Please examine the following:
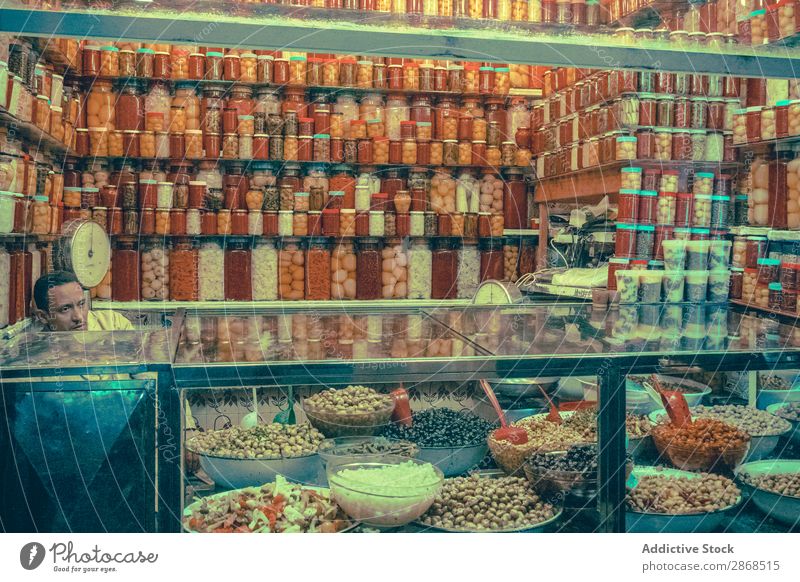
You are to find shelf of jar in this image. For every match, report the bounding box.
[106,234,494,244]
[3,3,799,77]
[728,226,800,241]
[733,134,800,151]
[77,74,542,99]
[730,299,800,321]
[0,106,77,157]
[87,156,533,172]
[608,0,690,29]
[533,159,739,202]
[30,36,79,74]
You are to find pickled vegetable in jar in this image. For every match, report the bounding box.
[306,238,331,300]
[331,241,357,299]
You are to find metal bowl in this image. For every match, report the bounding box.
[757,387,800,410]
[735,459,800,527]
[767,403,800,445]
[317,436,419,472]
[417,507,563,533]
[649,410,791,462]
[416,442,489,477]
[488,377,559,399]
[196,451,324,489]
[626,466,742,533]
[523,449,633,501]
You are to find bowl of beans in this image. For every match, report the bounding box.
[651,405,792,462]
[626,467,742,533]
[651,418,750,473]
[768,402,800,445]
[524,443,633,501]
[186,423,325,488]
[379,408,494,477]
[756,375,800,409]
[735,460,800,526]
[302,385,395,438]
[418,473,562,532]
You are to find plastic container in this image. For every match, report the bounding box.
[757,258,781,284]
[618,189,639,223]
[662,239,688,271]
[638,190,658,225]
[662,271,685,303]
[685,240,711,270]
[639,271,664,303]
[708,240,732,271]
[616,270,639,304]
[615,223,637,258]
[708,271,731,303]
[684,271,710,302]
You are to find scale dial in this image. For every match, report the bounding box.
[472,281,524,305]
[54,219,111,288]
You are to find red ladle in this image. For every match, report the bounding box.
[479,380,529,444]
[650,374,692,427]
[390,385,413,427]
[535,383,563,425]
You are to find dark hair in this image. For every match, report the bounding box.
[33,271,81,312]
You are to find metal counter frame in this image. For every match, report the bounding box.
[4,303,800,533]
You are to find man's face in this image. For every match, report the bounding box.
[41,282,89,331]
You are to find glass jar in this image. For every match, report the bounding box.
[331,241,357,300]
[431,239,458,299]
[224,241,252,301]
[304,238,331,301]
[198,241,224,300]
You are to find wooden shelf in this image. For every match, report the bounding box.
[0,107,76,157]
[533,159,738,203]
[731,299,800,321]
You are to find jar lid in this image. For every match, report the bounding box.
[750,8,767,16]
[619,189,641,195]
[84,45,100,50]
[313,134,330,139]
[157,181,172,186]
[659,191,677,197]
[479,66,494,71]
[745,106,764,112]
[609,257,631,264]
[648,260,665,268]
[747,235,768,240]
[329,191,344,196]
[401,120,418,126]
[731,267,744,272]
[662,170,680,176]
[637,224,655,232]
[238,115,255,120]
[690,228,710,234]
[257,54,274,60]
[695,172,715,178]
[295,191,309,197]
[616,223,637,230]
[640,190,658,197]
[769,282,783,291]
[83,187,100,192]
[495,67,510,72]
[758,258,781,266]
[616,136,637,142]
[710,195,730,201]
[289,55,307,61]
[33,195,48,202]
[189,181,207,186]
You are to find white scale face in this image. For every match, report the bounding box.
[59,220,111,289]
[472,281,523,305]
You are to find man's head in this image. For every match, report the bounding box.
[33,271,89,331]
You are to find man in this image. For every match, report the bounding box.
[32,271,133,332]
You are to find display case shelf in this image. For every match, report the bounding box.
[609,0,689,28]
[71,75,542,99]
[84,156,533,172]
[2,3,800,77]
[730,299,800,321]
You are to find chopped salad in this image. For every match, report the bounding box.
[184,476,352,533]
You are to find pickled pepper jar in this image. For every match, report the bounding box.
[503,168,528,229]
[356,238,382,300]
[111,239,141,302]
[431,238,458,299]
[169,239,199,301]
[224,240,253,301]
[305,238,331,301]
[480,238,504,282]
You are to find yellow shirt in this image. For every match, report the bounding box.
[87,310,135,331]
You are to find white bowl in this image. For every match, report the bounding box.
[735,459,800,527]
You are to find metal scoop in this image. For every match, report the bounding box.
[480,380,529,444]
